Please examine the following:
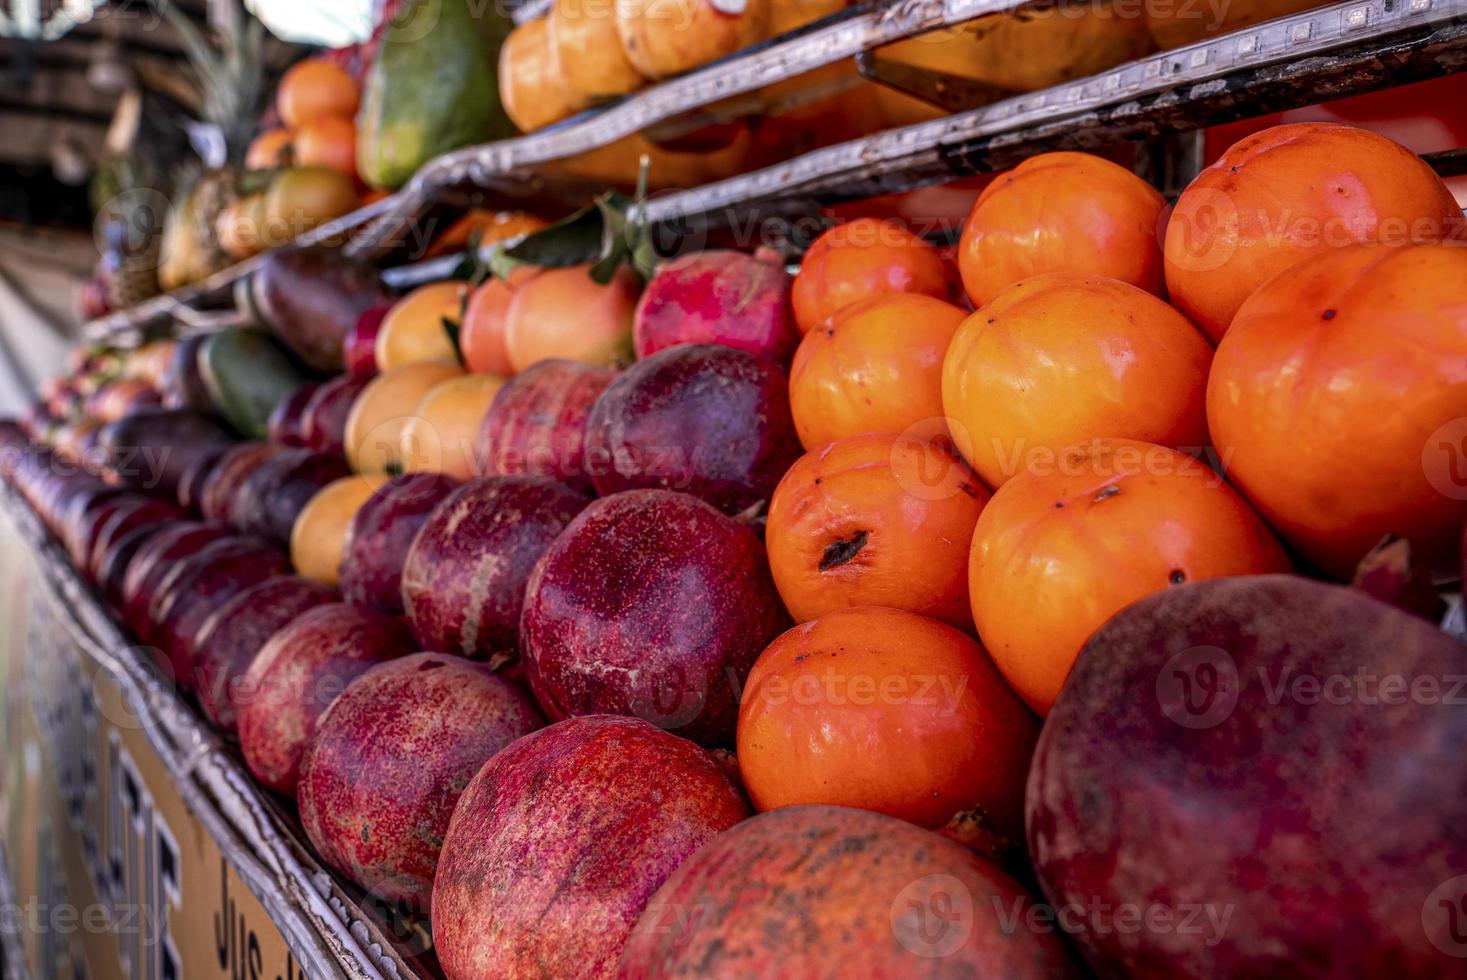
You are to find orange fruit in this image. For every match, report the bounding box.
[500,17,578,132]
[245,128,294,170]
[503,264,638,371]
[956,152,1167,308]
[344,361,464,473]
[1164,122,1462,342]
[294,115,358,179]
[1209,243,1467,578]
[788,293,967,450]
[277,59,359,129]
[791,218,957,334]
[736,606,1038,833]
[968,438,1290,715]
[461,267,540,376]
[423,210,548,260]
[942,273,1213,488]
[375,281,469,372]
[401,374,508,480]
[766,433,988,630]
[290,473,390,585]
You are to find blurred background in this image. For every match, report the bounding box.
[0,0,372,415]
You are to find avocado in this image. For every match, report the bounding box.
[357,0,516,190]
[198,329,314,440]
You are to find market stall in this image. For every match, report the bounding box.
[3,0,1467,975]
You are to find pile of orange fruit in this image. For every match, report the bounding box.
[741,121,1466,832]
[246,59,362,178]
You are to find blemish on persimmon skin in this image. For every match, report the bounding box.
[1322,309,1337,321]
[1092,485,1121,503]
[1169,569,1187,585]
[819,531,869,571]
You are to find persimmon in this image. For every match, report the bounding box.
[400,373,506,480]
[461,268,541,376]
[1165,122,1462,342]
[548,0,646,110]
[503,264,638,371]
[957,152,1166,308]
[294,115,358,179]
[423,210,548,260]
[290,473,390,585]
[615,0,769,81]
[736,606,1037,834]
[942,273,1213,488]
[501,17,578,132]
[344,361,464,473]
[1208,243,1467,579]
[791,218,956,334]
[245,128,293,170]
[789,293,967,450]
[766,433,988,630]
[375,281,468,371]
[968,438,1290,716]
[277,59,359,129]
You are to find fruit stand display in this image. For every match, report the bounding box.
[5,0,1467,975]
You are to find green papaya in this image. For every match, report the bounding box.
[357,0,516,190]
[199,329,313,440]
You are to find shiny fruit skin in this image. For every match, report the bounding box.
[790,292,967,449]
[301,375,370,456]
[583,344,802,515]
[620,805,1083,979]
[289,473,390,586]
[375,281,467,371]
[297,653,544,912]
[432,716,749,980]
[293,115,358,179]
[277,58,359,129]
[522,489,790,747]
[968,438,1290,716]
[632,249,798,363]
[766,432,988,629]
[958,151,1167,308]
[1208,243,1467,578]
[400,373,505,480]
[504,264,638,371]
[791,217,956,334]
[737,607,1036,833]
[942,272,1213,488]
[344,361,463,473]
[461,267,538,376]
[1164,122,1462,342]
